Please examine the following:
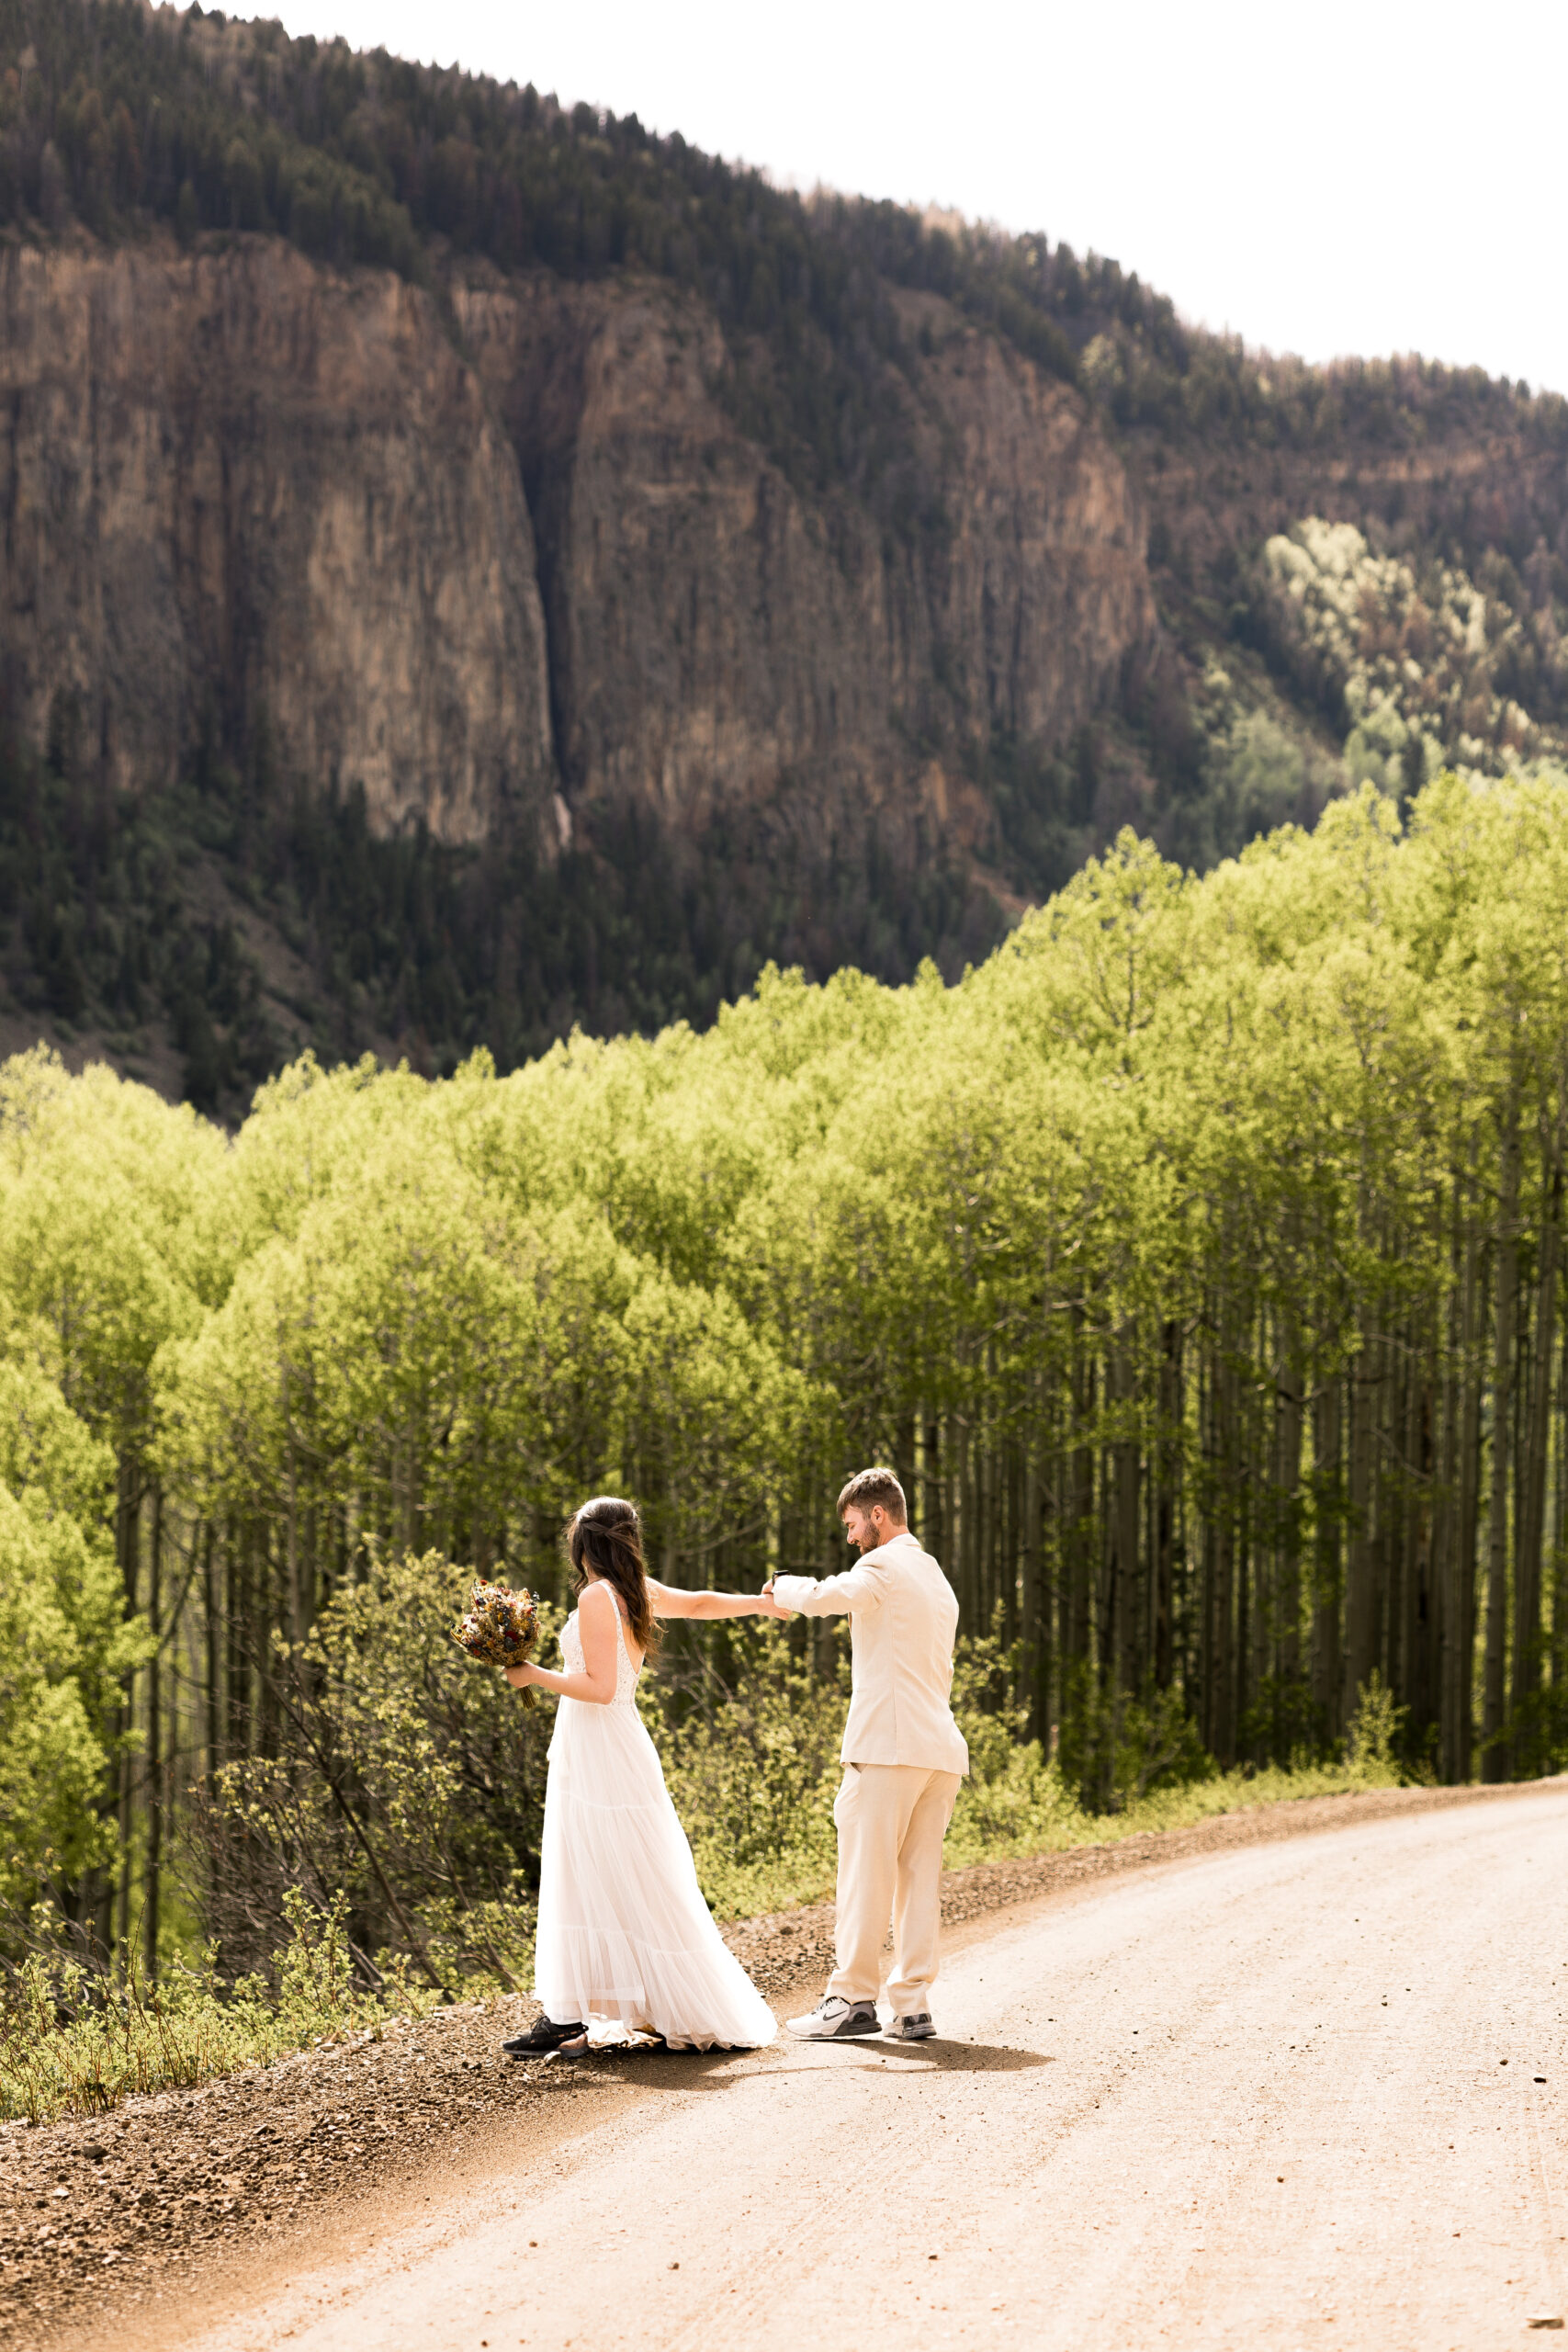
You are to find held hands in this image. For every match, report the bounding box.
[757,1579,790,1621]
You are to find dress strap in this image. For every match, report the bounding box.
[582,1579,642,1677]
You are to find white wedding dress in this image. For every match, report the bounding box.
[532,1603,777,2050]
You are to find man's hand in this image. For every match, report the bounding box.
[758,1581,790,1620]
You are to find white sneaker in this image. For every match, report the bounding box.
[785,1996,881,2040]
[887,2012,936,2040]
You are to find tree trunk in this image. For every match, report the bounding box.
[1553,1314,1568,1763]
[1111,1333,1140,1694]
[1070,1345,1096,1676]
[1023,1433,1051,1747]
[1343,1327,1380,1723]
[1404,1340,1437,1755]
[1512,1158,1560,1772]
[144,1484,163,1981]
[1449,1219,1486,1783]
[227,1522,249,1764]
[1277,1336,1304,1694]
[1483,1110,1519,1779]
[1312,1374,1343,1742]
[963,1421,978,1626]
[1210,1347,1235,1766]
[202,1522,220,1779]
[895,1414,917,1527]
[1381,1337,1406,1695]
[1154,1318,1179,1690]
[922,1419,944,1564]
[115,1465,141,1957]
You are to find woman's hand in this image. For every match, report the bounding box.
[504,1661,537,1690]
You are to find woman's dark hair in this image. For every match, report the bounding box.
[565,1496,660,1658]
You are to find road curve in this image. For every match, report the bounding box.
[169,1786,1568,2352]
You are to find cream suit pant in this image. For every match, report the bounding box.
[827,1761,962,2015]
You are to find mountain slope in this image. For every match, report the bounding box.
[2,0,1566,1107]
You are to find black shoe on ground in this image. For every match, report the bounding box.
[502,2018,587,2057]
[886,2011,936,2041]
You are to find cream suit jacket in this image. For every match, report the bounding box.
[773,1529,969,1775]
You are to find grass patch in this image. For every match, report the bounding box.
[0,1892,442,2129]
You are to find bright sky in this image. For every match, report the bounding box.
[266,0,1568,398]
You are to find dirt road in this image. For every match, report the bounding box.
[101,1785,1568,2350]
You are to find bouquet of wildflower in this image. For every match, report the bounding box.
[452,1577,541,1702]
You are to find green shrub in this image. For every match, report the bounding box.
[192,1549,555,1995]
[652,1624,1404,1917]
[650,1625,848,1917]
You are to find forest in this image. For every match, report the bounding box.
[4,775,1568,2049]
[0,713,1002,1114]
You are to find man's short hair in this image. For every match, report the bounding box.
[837,1467,907,1523]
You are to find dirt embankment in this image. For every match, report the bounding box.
[2,1777,1551,2346]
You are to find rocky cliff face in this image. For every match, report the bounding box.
[0,234,1156,857]
[0,239,554,842]
[457,272,1155,852]
[1139,422,1568,597]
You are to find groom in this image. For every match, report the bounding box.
[768,1469,967,2042]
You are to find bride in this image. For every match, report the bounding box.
[501,1495,783,2056]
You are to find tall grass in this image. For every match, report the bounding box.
[0,1892,436,2128]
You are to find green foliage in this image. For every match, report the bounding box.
[648,1619,1398,1918]
[4,776,1568,2004]
[0,719,276,1110]
[1252,521,1568,783]
[651,1626,847,1917]
[967,728,1101,902]
[1055,1670,1216,1815]
[1184,703,1341,871]
[262,783,1000,1089]
[1345,1672,1409,1780]
[0,1355,115,1532]
[192,1549,556,1992]
[0,1888,424,2126]
[0,1488,125,1904]
[0,1049,220,1430]
[653,1622,1403,1917]
[0,1359,149,1920]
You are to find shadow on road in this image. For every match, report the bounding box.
[874,2040,1055,2075]
[575,2038,1053,2094]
